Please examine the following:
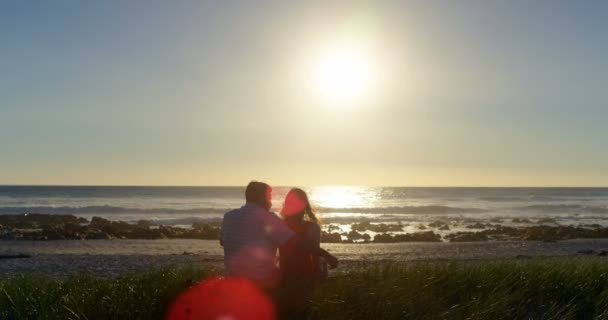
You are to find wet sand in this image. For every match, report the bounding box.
[3,239,608,277]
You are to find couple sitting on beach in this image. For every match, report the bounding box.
[220,181,338,318]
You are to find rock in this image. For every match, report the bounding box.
[0,213,86,230]
[321,232,342,243]
[136,220,153,228]
[346,230,370,242]
[480,226,522,240]
[90,216,111,227]
[394,231,441,242]
[373,233,395,243]
[428,221,448,228]
[351,221,403,233]
[324,224,341,232]
[373,231,441,243]
[85,231,113,240]
[445,232,489,242]
[537,218,557,224]
[465,223,488,229]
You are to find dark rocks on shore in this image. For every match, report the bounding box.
[346,230,372,242]
[351,221,404,233]
[428,221,444,228]
[0,213,87,229]
[3,213,608,244]
[0,214,222,241]
[465,223,489,229]
[536,218,558,224]
[324,224,341,233]
[443,225,608,242]
[321,231,343,243]
[444,232,489,242]
[428,221,450,230]
[373,231,442,243]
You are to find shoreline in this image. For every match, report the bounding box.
[4,213,608,243]
[3,239,608,277]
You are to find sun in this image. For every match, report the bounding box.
[310,41,378,106]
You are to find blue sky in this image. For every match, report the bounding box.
[1,1,607,186]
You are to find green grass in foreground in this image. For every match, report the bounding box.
[3,258,608,319]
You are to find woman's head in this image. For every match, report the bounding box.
[280,188,319,225]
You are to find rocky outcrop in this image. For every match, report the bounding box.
[373,231,442,243]
[0,214,221,240]
[444,232,489,242]
[321,231,343,243]
[351,221,403,233]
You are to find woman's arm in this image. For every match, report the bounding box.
[287,234,338,268]
[306,223,321,249]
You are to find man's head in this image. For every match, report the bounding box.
[245,181,272,210]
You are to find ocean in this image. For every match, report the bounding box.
[1,186,607,232]
[3,186,608,276]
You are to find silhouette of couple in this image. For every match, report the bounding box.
[220,181,338,319]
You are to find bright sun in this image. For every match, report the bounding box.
[310,42,378,106]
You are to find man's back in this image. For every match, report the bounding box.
[221,203,294,288]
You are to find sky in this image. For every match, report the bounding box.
[1,0,607,187]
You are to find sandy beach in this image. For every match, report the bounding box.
[4,239,608,277]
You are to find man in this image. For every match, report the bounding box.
[220,181,338,290]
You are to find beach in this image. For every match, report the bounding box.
[2,186,608,277]
[4,239,608,277]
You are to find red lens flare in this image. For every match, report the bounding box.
[165,277,276,320]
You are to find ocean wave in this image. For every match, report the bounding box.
[316,205,486,214]
[480,196,604,202]
[0,205,229,215]
[0,204,486,215]
[517,204,608,214]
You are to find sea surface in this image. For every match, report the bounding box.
[2,186,608,275]
[1,186,608,234]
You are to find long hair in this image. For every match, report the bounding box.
[282,188,320,226]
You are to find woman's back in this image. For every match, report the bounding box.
[279,220,321,275]
[278,220,321,316]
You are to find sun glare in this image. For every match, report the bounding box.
[310,41,378,106]
[309,186,372,208]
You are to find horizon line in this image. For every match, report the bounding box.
[1,184,607,188]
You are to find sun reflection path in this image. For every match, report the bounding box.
[307,186,379,209]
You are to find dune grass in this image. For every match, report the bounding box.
[3,257,608,319]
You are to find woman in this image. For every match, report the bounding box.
[278,188,325,319]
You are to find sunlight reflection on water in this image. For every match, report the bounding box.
[307,186,379,209]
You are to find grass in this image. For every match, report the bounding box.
[3,257,608,319]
